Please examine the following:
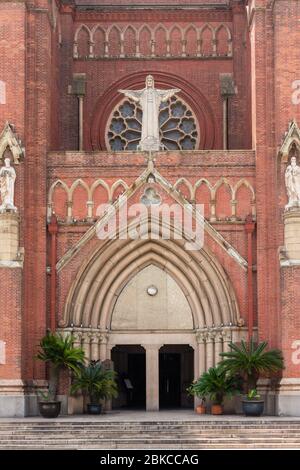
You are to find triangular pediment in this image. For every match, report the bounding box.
[0,122,24,164]
[56,159,247,272]
[279,119,300,162]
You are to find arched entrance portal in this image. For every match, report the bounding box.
[61,222,245,411]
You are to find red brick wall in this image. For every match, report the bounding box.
[250,0,300,377]
[281,267,300,377]
[23,2,53,380]
[0,268,22,379]
[249,0,279,349]
[56,5,251,151]
[0,3,25,136]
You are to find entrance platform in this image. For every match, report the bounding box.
[1,411,300,449]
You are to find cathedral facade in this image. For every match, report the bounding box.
[1,0,300,416]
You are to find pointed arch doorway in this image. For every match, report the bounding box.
[62,220,244,412]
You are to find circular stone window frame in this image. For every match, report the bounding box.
[90,71,216,151]
[105,95,200,152]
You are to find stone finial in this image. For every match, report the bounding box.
[0,122,24,164]
[279,119,300,163]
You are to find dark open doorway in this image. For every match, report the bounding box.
[111,345,146,410]
[159,352,181,408]
[159,345,194,409]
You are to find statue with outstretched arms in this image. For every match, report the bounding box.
[119,75,180,151]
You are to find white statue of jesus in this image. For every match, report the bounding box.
[119,75,181,151]
[0,158,17,212]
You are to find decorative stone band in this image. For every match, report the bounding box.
[0,379,48,396]
[57,325,256,368]
[57,327,109,363]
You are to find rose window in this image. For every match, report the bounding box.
[106,95,199,151]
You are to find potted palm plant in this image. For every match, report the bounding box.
[189,365,242,415]
[71,360,118,414]
[36,332,84,418]
[219,340,284,416]
[187,382,206,414]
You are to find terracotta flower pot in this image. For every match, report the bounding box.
[196,405,206,414]
[196,405,206,415]
[211,404,223,415]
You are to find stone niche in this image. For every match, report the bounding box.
[111,264,193,330]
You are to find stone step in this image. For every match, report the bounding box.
[0,433,300,444]
[1,420,300,449]
[1,426,300,433]
[0,420,300,426]
[2,443,300,450]
[0,430,300,443]
[1,434,300,441]
[1,422,300,428]
[1,436,300,443]
[0,429,300,441]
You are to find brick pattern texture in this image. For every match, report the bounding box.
[0,0,299,389]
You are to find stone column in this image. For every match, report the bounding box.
[210,200,216,222]
[196,331,206,376]
[214,331,223,364]
[86,201,93,221]
[91,333,100,361]
[82,332,91,363]
[142,344,161,411]
[66,201,72,223]
[72,331,82,350]
[104,343,114,411]
[106,343,114,361]
[195,332,206,409]
[99,334,108,361]
[222,328,232,353]
[206,331,215,369]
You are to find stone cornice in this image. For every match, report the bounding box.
[74,9,233,23]
[76,3,230,11]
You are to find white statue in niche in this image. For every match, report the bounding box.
[119,75,181,152]
[0,158,16,212]
[285,156,300,209]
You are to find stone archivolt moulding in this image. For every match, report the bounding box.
[0,122,24,164]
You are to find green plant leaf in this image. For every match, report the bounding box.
[35,332,85,399]
[219,339,284,391]
[71,360,118,403]
[187,365,242,405]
